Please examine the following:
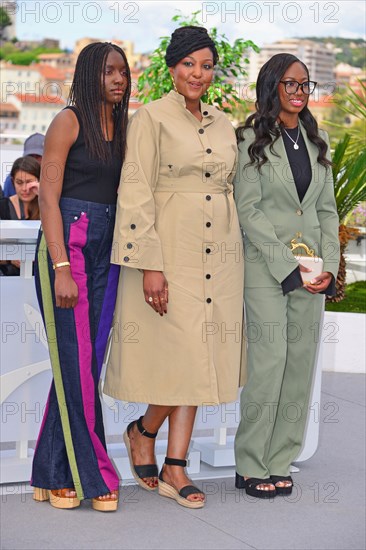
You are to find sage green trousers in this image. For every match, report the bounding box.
[235,285,324,478]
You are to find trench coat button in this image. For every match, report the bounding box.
[296,209,303,216]
[206,298,212,303]
[206,148,212,154]
[124,256,129,262]
[203,110,208,116]
[206,195,211,201]
[198,129,204,134]
[127,243,133,249]
[130,224,136,230]
[206,222,211,227]
[206,248,211,254]
[205,172,211,178]
[206,274,211,279]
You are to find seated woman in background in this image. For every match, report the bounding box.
[0,156,40,220]
[0,156,40,275]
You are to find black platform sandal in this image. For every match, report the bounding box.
[235,473,276,499]
[158,458,205,509]
[123,416,158,491]
[271,475,293,495]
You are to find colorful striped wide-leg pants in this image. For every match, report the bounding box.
[31,198,120,500]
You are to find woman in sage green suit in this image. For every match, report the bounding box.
[234,53,340,498]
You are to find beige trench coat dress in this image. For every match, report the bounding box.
[104,90,246,406]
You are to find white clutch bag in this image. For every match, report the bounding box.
[290,239,323,284]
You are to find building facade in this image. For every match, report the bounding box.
[9,94,65,135]
[249,39,336,95]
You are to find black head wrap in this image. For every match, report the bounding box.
[165,25,219,67]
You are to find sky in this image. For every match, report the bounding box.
[11,0,366,53]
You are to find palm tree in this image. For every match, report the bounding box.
[325,81,366,302]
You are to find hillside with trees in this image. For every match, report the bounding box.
[303,37,365,68]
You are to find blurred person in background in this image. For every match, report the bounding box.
[0,155,40,220]
[0,156,40,275]
[3,133,44,198]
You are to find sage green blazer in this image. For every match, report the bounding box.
[234,123,340,288]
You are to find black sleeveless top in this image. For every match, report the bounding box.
[61,106,122,204]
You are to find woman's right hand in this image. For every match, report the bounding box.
[55,268,78,308]
[143,270,168,316]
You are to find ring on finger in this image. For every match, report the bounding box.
[148,296,153,303]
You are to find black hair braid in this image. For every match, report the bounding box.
[68,42,131,164]
[236,53,331,169]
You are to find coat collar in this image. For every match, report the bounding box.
[265,120,320,206]
[166,90,216,125]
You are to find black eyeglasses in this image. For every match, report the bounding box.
[280,80,317,95]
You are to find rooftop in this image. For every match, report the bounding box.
[0,102,19,113]
[14,93,65,105]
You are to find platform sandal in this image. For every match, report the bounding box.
[33,487,80,509]
[92,490,119,512]
[123,415,158,491]
[235,473,276,499]
[270,475,293,495]
[158,457,205,509]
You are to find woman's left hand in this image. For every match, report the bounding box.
[304,272,332,294]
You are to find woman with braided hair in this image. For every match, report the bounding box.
[31,42,131,511]
[104,26,246,509]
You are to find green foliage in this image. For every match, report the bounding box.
[332,134,366,223]
[325,80,366,154]
[0,45,63,65]
[137,10,259,113]
[325,281,366,313]
[303,37,366,69]
[325,81,366,223]
[0,6,11,29]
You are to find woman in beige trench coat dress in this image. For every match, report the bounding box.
[104,26,246,509]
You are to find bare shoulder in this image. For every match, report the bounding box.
[45,108,79,148]
[44,109,79,156]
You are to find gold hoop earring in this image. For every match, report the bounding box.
[171,78,178,93]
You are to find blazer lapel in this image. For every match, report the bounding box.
[300,121,324,207]
[265,133,300,205]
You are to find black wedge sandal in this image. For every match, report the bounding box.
[235,473,276,499]
[271,475,293,495]
[158,458,205,509]
[123,416,158,491]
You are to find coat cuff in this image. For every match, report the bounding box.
[323,274,336,296]
[281,266,303,295]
